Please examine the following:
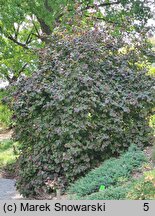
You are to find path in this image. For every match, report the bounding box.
[0,129,13,141]
[0,177,22,200]
[0,129,23,200]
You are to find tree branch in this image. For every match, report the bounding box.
[82,1,121,11]
[37,17,52,35]
[54,13,64,26]
[53,1,121,27]
[9,63,28,83]
[17,63,28,75]
[7,34,29,49]
[85,14,120,25]
[13,23,20,39]
[5,74,12,83]
[32,19,41,38]
[31,32,41,39]
[26,32,33,44]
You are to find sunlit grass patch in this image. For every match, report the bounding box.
[0,139,18,167]
[150,114,155,132]
[0,90,13,129]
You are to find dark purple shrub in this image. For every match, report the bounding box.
[11,30,155,197]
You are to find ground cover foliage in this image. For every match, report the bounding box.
[80,185,131,200]
[74,170,155,200]
[10,30,155,197]
[68,145,147,199]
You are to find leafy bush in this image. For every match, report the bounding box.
[10,30,155,197]
[68,145,146,198]
[127,170,155,200]
[148,66,155,76]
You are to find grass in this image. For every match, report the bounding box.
[0,89,13,129]
[0,104,13,129]
[150,114,155,134]
[0,139,18,168]
[150,114,155,163]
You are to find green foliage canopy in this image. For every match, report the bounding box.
[0,0,154,82]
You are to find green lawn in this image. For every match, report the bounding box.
[0,139,18,168]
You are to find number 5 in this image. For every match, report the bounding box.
[143,203,149,211]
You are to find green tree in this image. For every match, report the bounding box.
[0,0,154,83]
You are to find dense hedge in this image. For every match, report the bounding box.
[10,30,155,197]
[68,145,146,198]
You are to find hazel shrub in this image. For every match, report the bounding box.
[10,30,155,197]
